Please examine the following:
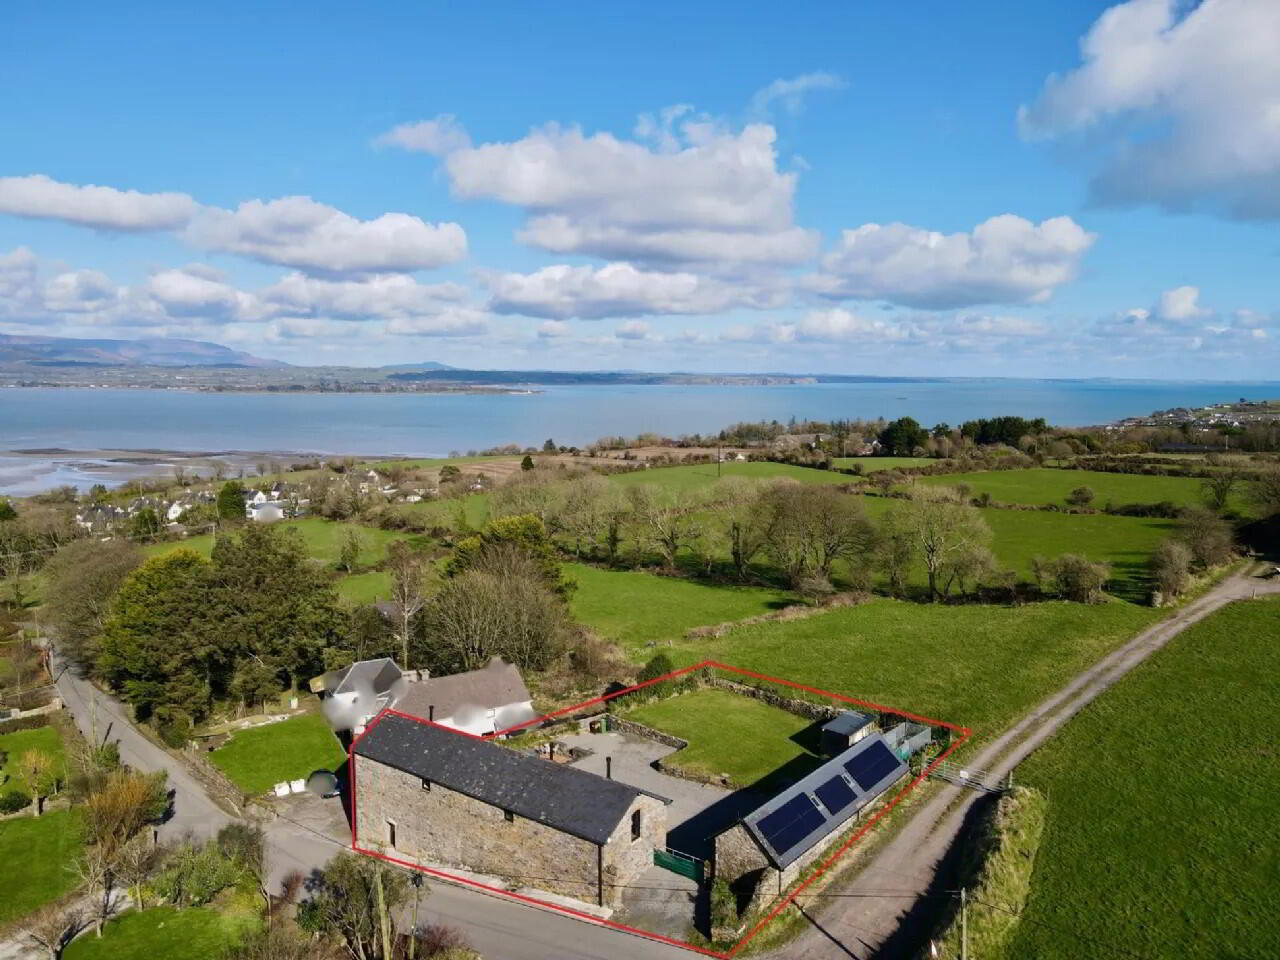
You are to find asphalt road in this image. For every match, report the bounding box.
[780,567,1280,959]
[50,654,693,960]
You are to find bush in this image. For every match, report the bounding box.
[1151,539,1192,603]
[0,790,31,814]
[1036,554,1110,603]
[0,715,50,735]
[149,841,243,907]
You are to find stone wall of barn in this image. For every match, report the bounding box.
[355,757,602,903]
[600,793,668,900]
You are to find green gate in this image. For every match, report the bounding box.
[654,847,703,882]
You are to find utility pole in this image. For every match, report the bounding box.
[960,887,968,960]
[717,441,722,477]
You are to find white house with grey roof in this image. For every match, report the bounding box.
[394,657,535,736]
[353,712,669,906]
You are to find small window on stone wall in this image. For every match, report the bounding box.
[631,809,641,841]
[421,778,431,791]
[504,810,515,823]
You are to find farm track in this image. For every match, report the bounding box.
[777,565,1280,960]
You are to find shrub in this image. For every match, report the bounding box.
[1177,507,1235,570]
[0,715,51,735]
[1065,486,1095,509]
[0,790,31,814]
[1039,554,1110,603]
[149,841,243,907]
[1151,540,1193,603]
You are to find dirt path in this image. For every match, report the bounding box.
[781,566,1280,960]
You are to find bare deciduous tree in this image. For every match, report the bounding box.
[626,486,704,572]
[385,542,426,670]
[25,903,84,960]
[892,488,993,601]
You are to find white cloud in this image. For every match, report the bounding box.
[615,319,652,340]
[186,196,466,274]
[374,115,472,156]
[1019,0,1280,218]
[812,214,1095,309]
[486,262,786,319]
[384,307,489,337]
[385,113,817,267]
[748,72,847,119]
[43,270,118,313]
[0,174,196,231]
[1156,285,1210,322]
[723,308,914,345]
[258,271,468,321]
[143,266,264,322]
[536,319,571,338]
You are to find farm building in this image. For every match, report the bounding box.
[714,731,923,902]
[353,712,669,906]
[313,657,408,734]
[820,710,875,755]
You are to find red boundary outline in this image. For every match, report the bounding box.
[348,660,970,958]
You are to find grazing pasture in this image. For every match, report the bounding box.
[1007,597,1280,960]
[606,461,855,494]
[917,467,1235,512]
[142,518,424,567]
[657,597,1157,751]
[831,456,933,472]
[567,563,792,655]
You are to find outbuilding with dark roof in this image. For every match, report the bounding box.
[353,712,669,906]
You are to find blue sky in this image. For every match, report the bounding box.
[1,0,1277,376]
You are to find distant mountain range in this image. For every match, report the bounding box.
[0,334,289,368]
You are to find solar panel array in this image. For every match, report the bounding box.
[813,775,856,815]
[743,732,910,868]
[756,794,825,858]
[845,739,900,791]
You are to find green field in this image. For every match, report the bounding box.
[392,492,491,529]
[0,808,83,923]
[607,461,855,494]
[657,597,1157,751]
[917,467,1234,511]
[335,570,393,604]
[1007,597,1280,959]
[831,456,934,472]
[626,688,820,787]
[209,712,345,796]
[859,497,1175,602]
[64,903,259,960]
[143,518,424,567]
[0,724,66,794]
[568,563,793,655]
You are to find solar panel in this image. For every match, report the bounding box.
[756,794,824,856]
[844,740,901,791]
[813,775,856,814]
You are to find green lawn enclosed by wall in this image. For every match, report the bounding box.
[607,461,855,494]
[210,712,345,796]
[0,723,65,794]
[626,687,820,787]
[143,518,423,567]
[1006,597,1280,960]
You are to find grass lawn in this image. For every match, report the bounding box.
[831,456,934,472]
[64,901,260,960]
[917,467,1243,512]
[209,712,345,796]
[0,808,83,924]
[1007,597,1280,960]
[656,597,1158,751]
[625,688,820,787]
[607,461,855,494]
[0,724,66,794]
[567,563,793,656]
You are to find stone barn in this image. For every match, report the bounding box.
[353,712,668,906]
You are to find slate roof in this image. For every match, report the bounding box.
[395,658,533,724]
[822,711,873,737]
[331,658,403,698]
[354,712,652,845]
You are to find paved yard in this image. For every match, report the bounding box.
[559,731,758,859]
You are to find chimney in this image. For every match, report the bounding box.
[605,756,612,780]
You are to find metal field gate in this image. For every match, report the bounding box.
[654,847,704,882]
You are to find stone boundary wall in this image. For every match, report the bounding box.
[608,715,689,750]
[705,675,841,723]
